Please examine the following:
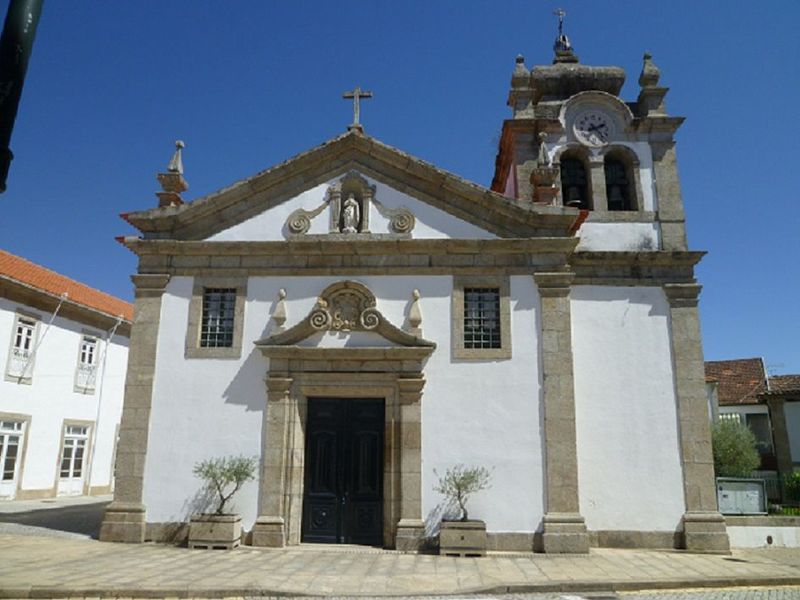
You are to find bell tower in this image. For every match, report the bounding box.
[491,16,689,251]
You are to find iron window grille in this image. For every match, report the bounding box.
[200,288,237,348]
[463,287,501,349]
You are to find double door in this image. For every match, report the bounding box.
[301,398,384,546]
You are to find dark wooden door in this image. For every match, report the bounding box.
[302,398,384,545]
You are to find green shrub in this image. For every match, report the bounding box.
[711,420,760,477]
[784,472,800,503]
[434,464,492,521]
[193,455,257,515]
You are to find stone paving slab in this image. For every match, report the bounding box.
[1,534,800,598]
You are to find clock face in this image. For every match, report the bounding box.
[573,110,613,147]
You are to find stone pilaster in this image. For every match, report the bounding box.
[534,272,589,554]
[764,396,794,488]
[588,156,608,212]
[395,376,426,551]
[100,273,170,543]
[652,142,688,251]
[664,283,730,553]
[252,375,294,547]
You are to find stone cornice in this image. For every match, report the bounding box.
[570,251,704,286]
[122,237,578,257]
[122,131,581,240]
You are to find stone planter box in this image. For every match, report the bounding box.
[439,520,487,557]
[188,514,242,550]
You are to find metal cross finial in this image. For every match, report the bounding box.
[554,8,566,36]
[343,86,373,130]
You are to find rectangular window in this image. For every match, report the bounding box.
[6,315,37,381]
[0,421,23,483]
[200,288,237,348]
[60,426,88,479]
[463,287,501,349]
[745,413,774,455]
[75,336,98,392]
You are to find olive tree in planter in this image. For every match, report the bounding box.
[435,464,492,556]
[189,455,257,549]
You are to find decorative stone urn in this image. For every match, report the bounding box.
[439,520,487,557]
[188,514,242,550]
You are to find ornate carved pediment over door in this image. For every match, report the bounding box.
[251,281,435,550]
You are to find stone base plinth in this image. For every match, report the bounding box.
[188,514,242,550]
[439,520,487,557]
[682,511,730,553]
[251,516,285,547]
[395,518,425,551]
[541,512,590,554]
[99,502,146,543]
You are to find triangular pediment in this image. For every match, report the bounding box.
[124,131,578,240]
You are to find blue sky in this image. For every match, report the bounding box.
[1,1,798,373]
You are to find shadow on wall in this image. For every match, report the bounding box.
[222,311,274,412]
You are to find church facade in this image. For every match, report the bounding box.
[101,42,729,553]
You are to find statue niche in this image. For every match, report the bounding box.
[329,171,374,234]
[340,192,362,233]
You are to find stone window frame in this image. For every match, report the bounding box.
[73,329,102,395]
[452,275,512,360]
[185,277,247,359]
[4,309,41,385]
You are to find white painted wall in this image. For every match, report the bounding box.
[784,401,800,464]
[727,525,800,548]
[571,286,686,532]
[143,275,544,534]
[0,297,129,497]
[206,174,497,242]
[577,222,661,252]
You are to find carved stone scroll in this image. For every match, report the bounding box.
[286,199,329,235]
[372,196,416,234]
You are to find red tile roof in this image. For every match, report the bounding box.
[705,358,768,405]
[0,249,133,322]
[769,375,800,395]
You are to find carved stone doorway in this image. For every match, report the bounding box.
[250,281,436,550]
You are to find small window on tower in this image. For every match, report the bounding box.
[560,157,590,209]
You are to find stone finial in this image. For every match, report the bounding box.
[168,140,185,174]
[272,289,287,332]
[638,52,661,88]
[155,139,188,207]
[511,54,530,88]
[407,289,422,336]
[536,132,550,167]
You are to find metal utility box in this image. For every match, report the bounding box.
[716,478,767,515]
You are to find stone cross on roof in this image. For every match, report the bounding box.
[343,86,373,131]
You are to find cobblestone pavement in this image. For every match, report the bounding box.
[1,532,799,598]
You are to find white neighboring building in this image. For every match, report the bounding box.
[0,249,131,500]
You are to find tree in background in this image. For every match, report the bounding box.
[711,420,760,477]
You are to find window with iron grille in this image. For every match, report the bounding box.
[463,287,501,349]
[6,315,37,381]
[200,288,237,348]
[75,336,98,392]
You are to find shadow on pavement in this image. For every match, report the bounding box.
[0,501,110,538]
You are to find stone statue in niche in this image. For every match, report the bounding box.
[340,192,361,233]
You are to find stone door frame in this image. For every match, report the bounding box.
[252,347,430,550]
